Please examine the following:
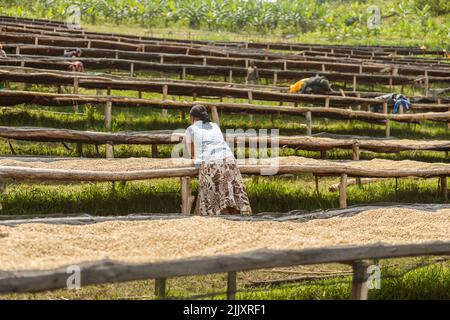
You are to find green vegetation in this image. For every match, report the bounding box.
[1,0,449,49]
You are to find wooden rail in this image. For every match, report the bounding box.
[1,28,448,69]
[0,235,448,299]
[0,156,449,209]
[1,127,450,155]
[3,43,450,79]
[0,69,448,114]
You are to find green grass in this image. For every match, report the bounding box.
[0,175,446,216]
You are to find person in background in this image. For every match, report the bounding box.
[185,105,252,215]
[290,76,334,94]
[68,61,85,72]
[370,93,410,113]
[246,61,259,85]
[64,48,82,58]
[0,43,7,58]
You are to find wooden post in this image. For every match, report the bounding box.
[181,177,194,215]
[203,57,207,66]
[154,278,166,299]
[440,176,448,202]
[130,63,134,77]
[351,261,369,300]
[211,106,220,125]
[160,55,164,64]
[283,61,287,71]
[306,111,312,136]
[424,70,429,96]
[227,272,237,300]
[104,100,114,159]
[151,144,158,158]
[385,119,391,138]
[0,179,6,211]
[181,67,186,80]
[353,143,361,187]
[339,173,347,208]
[248,91,253,121]
[72,78,79,112]
[76,143,83,157]
[162,84,168,117]
[273,72,278,85]
[382,102,388,114]
[229,70,233,84]
[352,143,360,161]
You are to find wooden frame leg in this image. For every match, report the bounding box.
[155,278,166,299]
[152,144,159,158]
[440,176,448,202]
[351,261,369,300]
[339,174,348,208]
[181,177,194,215]
[0,179,6,211]
[227,272,237,300]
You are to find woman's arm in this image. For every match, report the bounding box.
[185,129,195,160]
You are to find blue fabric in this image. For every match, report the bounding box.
[393,98,410,114]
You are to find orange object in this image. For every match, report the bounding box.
[289,78,309,93]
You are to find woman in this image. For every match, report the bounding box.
[185,105,252,215]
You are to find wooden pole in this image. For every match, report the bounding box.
[211,106,220,125]
[273,72,278,85]
[181,177,194,215]
[353,76,357,92]
[154,278,166,299]
[130,63,134,77]
[227,272,237,300]
[229,70,233,84]
[306,111,312,136]
[248,91,253,121]
[151,144,158,158]
[339,173,347,208]
[162,84,168,117]
[0,179,6,211]
[72,78,79,112]
[385,119,391,138]
[440,176,448,202]
[353,143,361,187]
[104,100,114,159]
[351,261,369,300]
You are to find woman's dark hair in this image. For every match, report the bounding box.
[189,105,210,123]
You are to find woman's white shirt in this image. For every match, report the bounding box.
[186,121,234,164]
